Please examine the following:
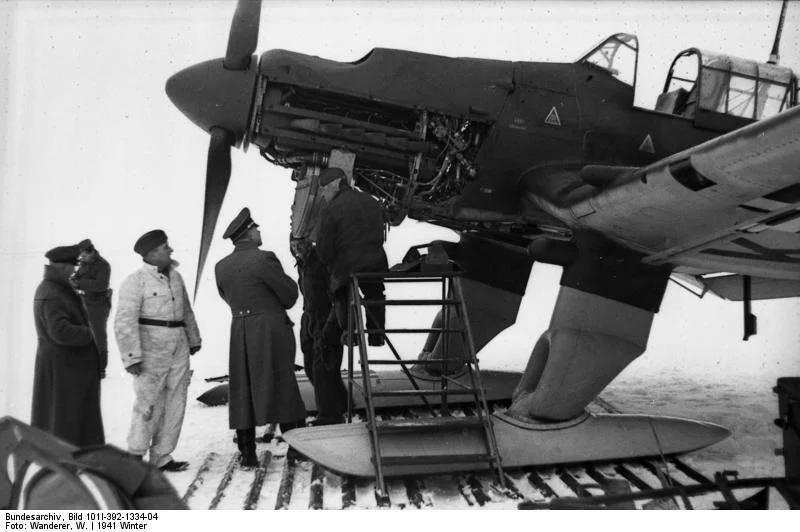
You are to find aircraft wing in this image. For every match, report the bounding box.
[548,105,800,285]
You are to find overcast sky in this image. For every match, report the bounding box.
[1,0,799,417]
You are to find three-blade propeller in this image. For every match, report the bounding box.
[193,0,262,300]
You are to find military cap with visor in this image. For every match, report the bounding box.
[45,245,82,264]
[223,207,259,241]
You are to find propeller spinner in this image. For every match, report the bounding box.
[165,0,262,299]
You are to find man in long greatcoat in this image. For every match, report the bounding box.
[31,245,104,447]
[215,208,306,467]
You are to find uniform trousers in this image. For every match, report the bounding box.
[127,327,191,468]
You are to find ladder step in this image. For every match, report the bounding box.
[371,389,478,397]
[366,277,452,284]
[361,299,460,306]
[364,358,464,365]
[353,271,462,280]
[373,417,484,432]
[377,454,494,466]
[363,328,462,334]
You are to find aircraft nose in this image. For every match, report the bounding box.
[165,56,258,146]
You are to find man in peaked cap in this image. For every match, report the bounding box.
[312,167,389,425]
[31,244,105,447]
[215,208,306,467]
[114,230,202,472]
[71,239,112,379]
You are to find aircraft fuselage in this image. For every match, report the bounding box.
[245,48,724,240]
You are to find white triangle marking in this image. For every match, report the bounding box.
[639,134,655,154]
[544,107,561,126]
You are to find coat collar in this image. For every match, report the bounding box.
[141,260,179,277]
[234,241,260,252]
[43,265,73,288]
[330,184,350,204]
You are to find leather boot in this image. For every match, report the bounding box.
[236,428,258,468]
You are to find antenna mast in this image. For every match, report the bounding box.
[768,0,788,64]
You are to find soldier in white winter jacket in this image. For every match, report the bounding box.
[114,229,201,472]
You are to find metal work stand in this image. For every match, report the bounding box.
[345,270,504,498]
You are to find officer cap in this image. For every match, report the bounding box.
[318,167,346,186]
[77,239,95,253]
[134,229,168,257]
[45,245,81,264]
[223,207,259,241]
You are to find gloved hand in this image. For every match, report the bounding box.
[126,362,143,376]
[189,345,201,355]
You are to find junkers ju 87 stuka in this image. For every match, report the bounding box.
[165,0,800,496]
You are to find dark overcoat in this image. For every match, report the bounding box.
[215,242,305,429]
[31,265,104,447]
[73,254,112,372]
[316,186,388,292]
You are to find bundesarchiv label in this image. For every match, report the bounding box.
[4,512,157,530]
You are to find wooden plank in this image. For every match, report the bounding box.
[615,463,655,491]
[287,457,314,510]
[539,469,581,498]
[422,474,470,508]
[321,468,343,510]
[354,477,379,509]
[526,470,557,499]
[341,475,357,509]
[671,456,713,484]
[274,455,297,509]
[208,454,239,510]
[243,451,272,510]
[181,452,217,506]
[558,467,594,498]
[255,449,285,511]
[384,478,410,508]
[403,476,427,508]
[308,463,324,510]
[465,474,491,506]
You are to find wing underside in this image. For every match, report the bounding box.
[548,105,800,286]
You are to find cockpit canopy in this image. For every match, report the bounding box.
[578,33,639,87]
[657,48,797,130]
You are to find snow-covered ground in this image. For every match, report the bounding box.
[78,261,798,509]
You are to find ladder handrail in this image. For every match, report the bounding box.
[346,284,355,424]
[452,277,505,485]
[350,278,387,497]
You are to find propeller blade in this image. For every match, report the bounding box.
[224,0,262,70]
[195,127,235,301]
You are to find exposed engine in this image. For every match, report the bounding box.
[251,83,488,224]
